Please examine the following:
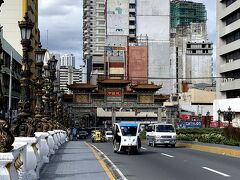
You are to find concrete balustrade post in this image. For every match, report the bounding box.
[35,132,50,177]
[14,137,38,180]
[47,131,55,155]
[0,143,27,180]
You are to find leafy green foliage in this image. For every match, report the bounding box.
[177,128,240,146]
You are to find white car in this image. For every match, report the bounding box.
[113,122,141,154]
[147,123,176,147]
[105,131,113,141]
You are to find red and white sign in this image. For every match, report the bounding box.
[210,121,229,128]
[106,90,121,97]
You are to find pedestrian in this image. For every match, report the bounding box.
[72,127,77,141]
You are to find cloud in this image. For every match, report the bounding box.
[39,0,83,67]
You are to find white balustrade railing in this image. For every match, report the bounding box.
[0,130,67,180]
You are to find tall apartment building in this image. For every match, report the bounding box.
[213,0,240,125]
[83,0,106,77]
[0,0,39,55]
[170,0,207,28]
[58,66,83,94]
[60,54,75,68]
[216,0,240,99]
[56,54,83,93]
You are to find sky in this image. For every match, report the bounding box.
[39,0,216,68]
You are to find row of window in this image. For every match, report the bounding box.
[225,9,240,26]
[224,0,237,7]
[187,50,210,54]
[224,49,240,61]
[186,44,212,49]
[225,29,240,44]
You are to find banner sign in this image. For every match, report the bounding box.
[178,121,202,128]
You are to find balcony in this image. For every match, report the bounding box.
[219,39,240,56]
[220,78,240,91]
[129,25,136,29]
[129,8,136,13]
[220,59,240,73]
[129,16,136,21]
[220,19,240,38]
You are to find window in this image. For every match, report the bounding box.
[225,0,236,7]
[225,29,240,44]
[225,10,240,26]
[98,4,105,8]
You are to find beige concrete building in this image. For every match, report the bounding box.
[0,0,39,55]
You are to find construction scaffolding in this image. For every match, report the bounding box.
[170,0,207,28]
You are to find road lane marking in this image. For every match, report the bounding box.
[86,142,115,180]
[141,147,147,150]
[161,153,174,158]
[88,143,127,180]
[202,167,230,177]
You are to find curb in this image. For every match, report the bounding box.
[177,142,240,157]
[88,143,127,180]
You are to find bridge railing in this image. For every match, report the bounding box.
[0,130,67,180]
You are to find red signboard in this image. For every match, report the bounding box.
[210,121,229,128]
[106,90,121,97]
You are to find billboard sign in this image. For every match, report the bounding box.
[178,121,202,128]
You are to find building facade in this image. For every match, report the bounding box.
[170,0,213,93]
[83,0,106,75]
[57,66,83,94]
[0,33,22,119]
[214,0,240,125]
[136,0,171,94]
[0,0,39,56]
[60,54,76,68]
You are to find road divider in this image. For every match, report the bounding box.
[202,167,230,177]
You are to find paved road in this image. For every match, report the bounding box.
[91,142,240,180]
[40,141,109,180]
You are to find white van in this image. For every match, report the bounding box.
[147,123,176,147]
[113,123,141,154]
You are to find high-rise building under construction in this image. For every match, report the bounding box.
[170,0,207,28]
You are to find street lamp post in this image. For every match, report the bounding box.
[0,0,15,151]
[217,109,221,128]
[224,106,235,127]
[34,43,46,132]
[12,13,35,137]
[206,111,210,128]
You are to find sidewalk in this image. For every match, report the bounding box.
[40,141,110,180]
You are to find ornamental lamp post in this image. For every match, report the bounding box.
[217,109,221,128]
[224,106,235,127]
[34,43,46,132]
[12,13,35,137]
[206,111,210,128]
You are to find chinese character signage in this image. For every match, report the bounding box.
[106,90,122,97]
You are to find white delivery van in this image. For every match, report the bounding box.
[147,123,176,147]
[113,122,141,154]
